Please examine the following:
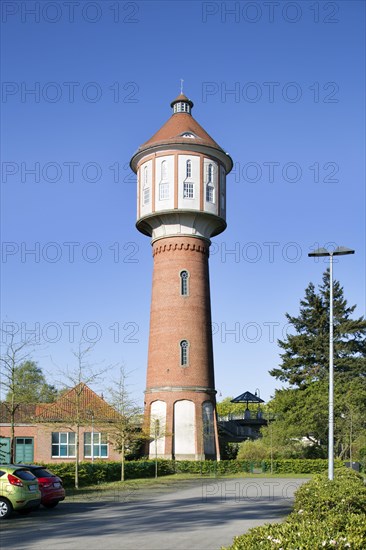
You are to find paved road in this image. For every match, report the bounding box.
[0,478,308,550]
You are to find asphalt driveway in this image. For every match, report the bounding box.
[0,477,308,550]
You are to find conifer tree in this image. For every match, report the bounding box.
[270,269,366,388]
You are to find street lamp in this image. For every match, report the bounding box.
[308,246,355,480]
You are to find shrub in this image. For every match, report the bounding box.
[41,459,176,487]
[223,468,366,550]
[236,440,269,461]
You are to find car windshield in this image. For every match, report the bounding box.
[14,469,37,481]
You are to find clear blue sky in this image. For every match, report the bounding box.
[1,1,365,403]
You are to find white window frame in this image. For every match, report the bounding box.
[183,181,194,199]
[143,183,150,205]
[186,160,192,179]
[206,184,215,203]
[84,432,108,459]
[52,432,76,458]
[159,182,169,200]
[161,160,167,181]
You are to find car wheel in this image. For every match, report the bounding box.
[43,501,59,508]
[0,498,13,519]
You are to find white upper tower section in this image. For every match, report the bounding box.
[130,94,233,242]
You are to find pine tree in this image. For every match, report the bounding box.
[270,269,366,388]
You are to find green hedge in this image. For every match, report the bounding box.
[41,458,344,487]
[175,458,342,475]
[41,460,176,487]
[224,468,366,549]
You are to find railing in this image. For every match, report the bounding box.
[218,411,266,422]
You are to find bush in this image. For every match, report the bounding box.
[236,440,269,461]
[41,459,176,487]
[41,458,349,487]
[223,468,366,549]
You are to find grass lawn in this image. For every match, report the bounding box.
[65,472,312,502]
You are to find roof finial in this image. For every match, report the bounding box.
[180,78,184,94]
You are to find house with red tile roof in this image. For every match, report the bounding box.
[0,383,122,463]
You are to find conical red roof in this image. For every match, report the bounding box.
[140,112,223,151]
[136,94,225,153]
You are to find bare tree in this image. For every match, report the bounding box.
[0,331,35,462]
[107,366,142,481]
[51,341,112,488]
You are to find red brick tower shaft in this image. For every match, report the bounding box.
[146,236,217,459]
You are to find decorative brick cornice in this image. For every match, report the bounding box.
[152,240,209,257]
[145,385,216,395]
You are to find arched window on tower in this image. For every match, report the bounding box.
[180,270,189,296]
[207,163,213,184]
[180,340,189,366]
[186,160,192,179]
[161,160,167,181]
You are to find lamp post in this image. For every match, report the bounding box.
[308,246,355,480]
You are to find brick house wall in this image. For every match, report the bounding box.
[0,424,121,463]
[0,383,124,463]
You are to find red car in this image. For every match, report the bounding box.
[17,465,65,508]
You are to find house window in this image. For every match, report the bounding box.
[180,340,189,366]
[206,184,215,203]
[84,432,108,458]
[183,182,194,199]
[180,270,189,296]
[52,432,76,458]
[159,182,169,200]
[186,160,192,179]
[144,166,148,185]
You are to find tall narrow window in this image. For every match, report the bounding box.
[144,166,148,185]
[207,163,213,183]
[161,160,167,181]
[180,270,189,296]
[180,340,189,366]
[186,160,192,178]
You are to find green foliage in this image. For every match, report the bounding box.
[39,458,339,487]
[220,442,240,460]
[223,469,366,550]
[5,361,58,403]
[237,440,270,461]
[216,397,249,417]
[267,271,366,461]
[41,460,176,487]
[271,271,366,387]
